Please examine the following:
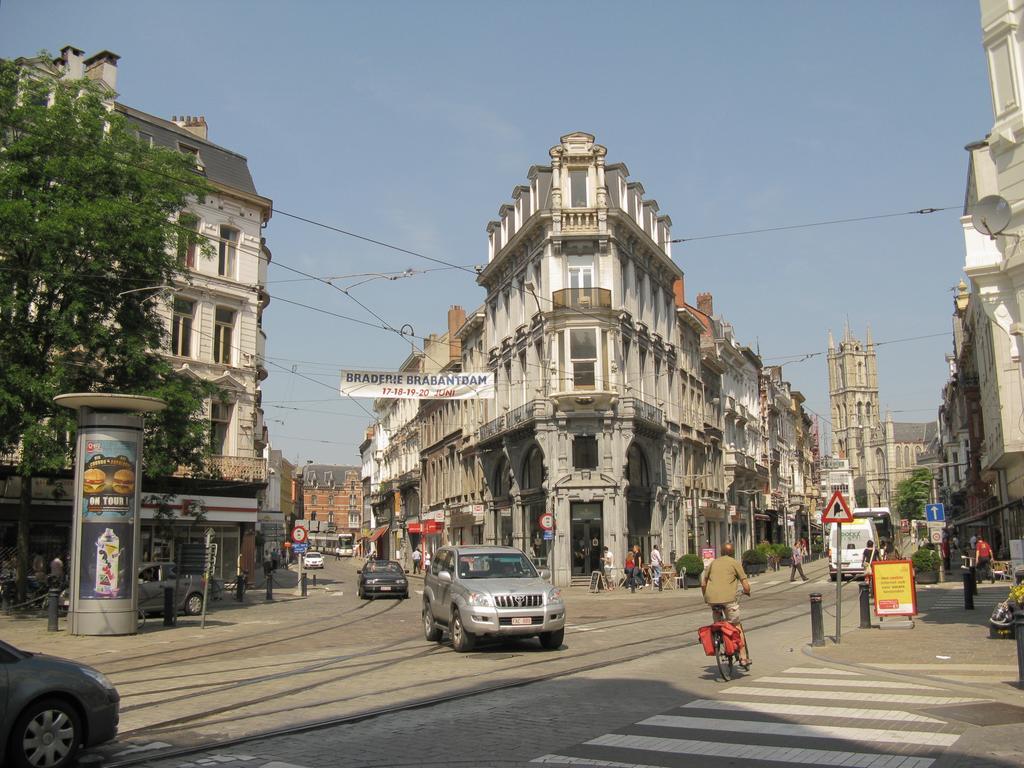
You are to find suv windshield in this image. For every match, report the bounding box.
[456,553,537,579]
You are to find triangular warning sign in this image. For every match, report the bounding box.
[821,490,853,524]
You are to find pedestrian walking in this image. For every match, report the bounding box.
[423,549,431,573]
[650,544,664,591]
[412,547,422,574]
[624,549,636,593]
[976,536,994,582]
[602,546,615,590]
[789,543,808,582]
[631,544,645,591]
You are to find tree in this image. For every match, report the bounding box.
[893,467,932,522]
[0,60,218,598]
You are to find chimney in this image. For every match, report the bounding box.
[172,115,208,141]
[83,50,119,93]
[447,305,466,361]
[672,277,685,308]
[696,292,713,317]
[57,45,85,80]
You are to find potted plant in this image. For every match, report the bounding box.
[911,547,941,584]
[676,554,704,587]
[774,543,793,567]
[742,548,767,576]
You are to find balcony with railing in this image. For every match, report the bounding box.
[559,208,600,232]
[478,400,548,444]
[621,397,664,432]
[552,287,612,310]
[198,455,267,482]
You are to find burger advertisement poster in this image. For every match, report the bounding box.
[78,437,138,601]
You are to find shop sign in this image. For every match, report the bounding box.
[872,560,917,617]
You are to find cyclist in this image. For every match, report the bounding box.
[701,543,751,666]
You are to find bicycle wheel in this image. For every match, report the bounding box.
[137,608,146,630]
[714,630,734,681]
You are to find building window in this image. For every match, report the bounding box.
[569,169,588,208]
[214,307,235,365]
[311,495,318,506]
[569,328,597,389]
[328,495,334,506]
[573,435,598,470]
[218,226,238,278]
[568,255,594,291]
[210,401,231,454]
[177,213,200,269]
[171,298,194,357]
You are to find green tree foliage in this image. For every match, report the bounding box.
[0,60,218,595]
[894,467,933,522]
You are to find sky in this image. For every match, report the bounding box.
[0,1,995,466]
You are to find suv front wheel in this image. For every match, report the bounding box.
[450,608,476,652]
[423,603,442,642]
[539,628,564,650]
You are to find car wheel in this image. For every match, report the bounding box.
[539,628,564,650]
[450,608,476,652]
[357,585,365,600]
[9,697,82,768]
[184,592,203,615]
[423,603,442,642]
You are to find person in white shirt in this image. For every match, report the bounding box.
[650,544,664,592]
[602,546,615,590]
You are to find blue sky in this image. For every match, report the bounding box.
[1,1,993,465]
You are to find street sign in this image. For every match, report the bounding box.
[929,528,943,544]
[821,490,853,524]
[539,513,554,531]
[292,542,309,554]
[291,525,308,544]
[925,503,945,523]
[543,531,554,541]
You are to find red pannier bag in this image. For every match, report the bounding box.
[697,625,716,656]
[716,621,742,655]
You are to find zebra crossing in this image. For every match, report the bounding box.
[532,666,979,768]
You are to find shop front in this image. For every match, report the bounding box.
[570,502,603,577]
[449,504,484,546]
[492,504,513,546]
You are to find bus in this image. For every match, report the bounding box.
[308,532,355,557]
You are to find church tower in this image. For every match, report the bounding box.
[827,326,882,505]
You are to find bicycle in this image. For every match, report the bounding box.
[699,592,750,682]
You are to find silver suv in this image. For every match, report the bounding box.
[422,545,566,652]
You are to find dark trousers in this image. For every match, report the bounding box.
[790,562,807,581]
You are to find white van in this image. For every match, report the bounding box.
[827,518,878,581]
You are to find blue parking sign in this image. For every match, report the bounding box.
[925,503,945,523]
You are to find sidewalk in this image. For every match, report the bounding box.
[807,574,1024,704]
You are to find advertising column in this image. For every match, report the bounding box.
[56,394,165,636]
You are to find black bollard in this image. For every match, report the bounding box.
[265,572,273,601]
[312,574,317,587]
[963,568,975,610]
[163,586,175,626]
[301,572,308,597]
[859,582,872,629]
[810,592,825,647]
[1016,610,1024,687]
[236,572,245,602]
[47,582,59,632]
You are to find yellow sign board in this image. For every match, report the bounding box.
[872,560,917,617]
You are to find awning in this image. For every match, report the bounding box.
[406,522,421,534]
[368,524,389,542]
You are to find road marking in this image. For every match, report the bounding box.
[755,676,942,690]
[640,714,958,747]
[583,734,935,767]
[683,699,945,724]
[723,686,981,705]
[782,666,862,675]
[869,663,1017,672]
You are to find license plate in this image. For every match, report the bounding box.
[511,617,531,626]
[380,586,391,591]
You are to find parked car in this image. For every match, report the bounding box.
[422,545,566,652]
[356,560,408,600]
[303,552,325,570]
[137,562,223,617]
[0,638,119,768]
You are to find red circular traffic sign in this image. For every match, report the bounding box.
[291,525,308,543]
[539,513,554,531]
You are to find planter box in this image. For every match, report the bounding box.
[779,558,793,567]
[683,574,702,588]
[744,563,766,575]
[916,570,939,585]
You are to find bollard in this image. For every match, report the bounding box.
[1016,610,1024,687]
[963,569,975,610]
[810,593,825,646]
[236,572,245,602]
[163,585,175,626]
[47,582,60,632]
[265,572,273,601]
[859,582,872,629]
[313,574,317,587]
[301,572,308,597]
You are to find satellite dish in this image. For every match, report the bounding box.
[971,195,1011,239]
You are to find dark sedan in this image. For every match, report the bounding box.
[0,639,119,768]
[357,560,409,600]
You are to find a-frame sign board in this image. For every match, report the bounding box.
[821,490,853,524]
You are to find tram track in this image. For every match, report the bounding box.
[104,572,840,764]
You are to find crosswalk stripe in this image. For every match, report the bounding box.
[869,663,1016,671]
[754,676,942,690]
[533,756,672,767]
[583,733,935,767]
[682,699,945,723]
[640,714,958,747]
[782,666,862,675]
[722,686,981,705]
